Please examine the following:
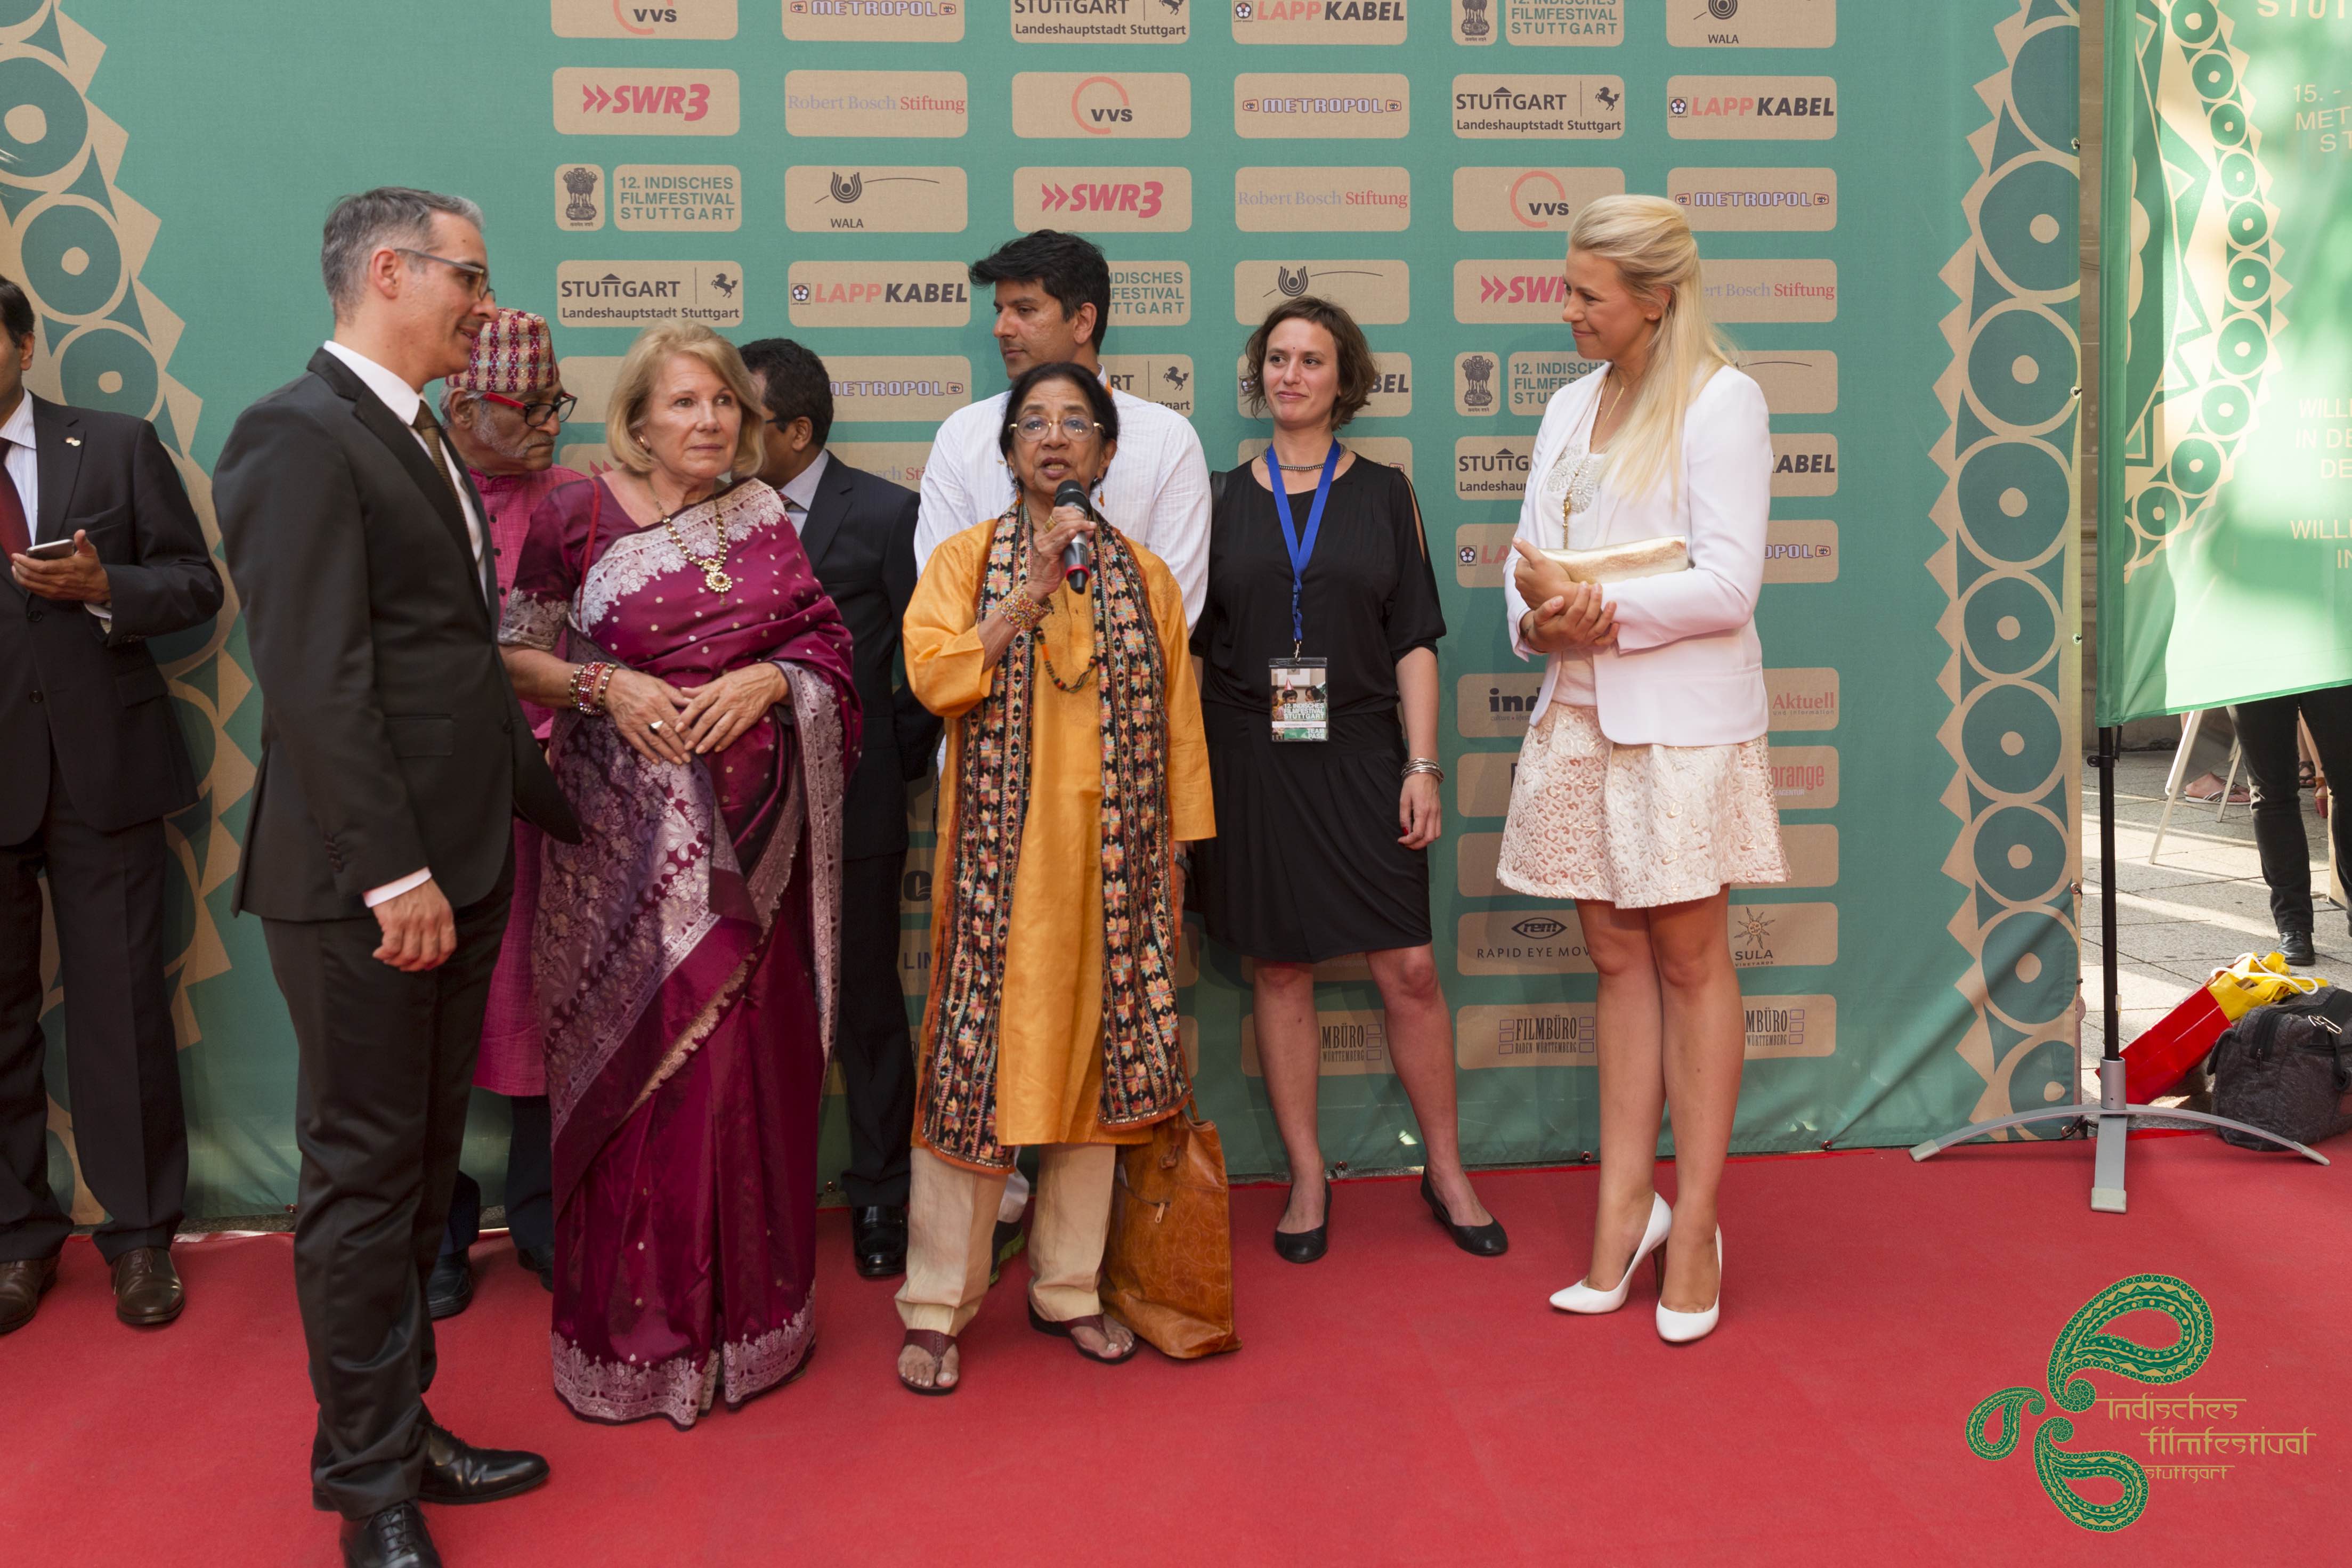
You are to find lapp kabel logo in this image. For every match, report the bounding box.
[792,282,813,303]
[1071,75,1132,134]
[1670,95,1690,116]
[580,79,713,121]
[1232,0,1251,14]
[1967,1277,2218,1532]
[1037,178,1166,217]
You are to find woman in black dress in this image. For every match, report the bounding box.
[1193,297,1505,1262]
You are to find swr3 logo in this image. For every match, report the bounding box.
[580,81,712,121]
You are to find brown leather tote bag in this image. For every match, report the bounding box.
[1101,1098,1239,1358]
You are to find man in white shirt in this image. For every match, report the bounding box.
[915,230,1210,629]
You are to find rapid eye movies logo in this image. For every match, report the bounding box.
[1451,74,1625,139]
[1014,167,1193,231]
[784,0,965,42]
[1666,75,1838,140]
[1234,74,1410,138]
[785,166,968,232]
[1232,0,1407,45]
[551,69,741,135]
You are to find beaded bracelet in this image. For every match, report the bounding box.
[572,661,611,714]
[999,590,1052,635]
[591,662,618,712]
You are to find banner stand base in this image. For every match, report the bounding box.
[1909,728,2328,1207]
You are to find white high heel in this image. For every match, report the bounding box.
[1548,1192,1671,1314]
[1655,1229,1722,1344]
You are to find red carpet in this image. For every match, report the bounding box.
[6,1141,2346,1566]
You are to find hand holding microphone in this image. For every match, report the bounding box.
[1052,480,1098,594]
[1020,490,1096,604]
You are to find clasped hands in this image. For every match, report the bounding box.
[602,661,788,765]
[1511,540,1616,654]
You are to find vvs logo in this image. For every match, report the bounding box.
[1071,76,1133,134]
[580,80,712,121]
[615,4,682,28]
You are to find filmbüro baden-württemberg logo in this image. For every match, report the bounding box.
[1964,1275,2317,1532]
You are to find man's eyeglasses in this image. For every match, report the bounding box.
[1010,415,1104,443]
[395,248,494,302]
[481,391,578,429]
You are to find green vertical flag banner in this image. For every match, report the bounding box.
[0,0,2081,1218]
[2099,0,2352,725]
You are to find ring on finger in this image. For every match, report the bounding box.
[649,719,665,732]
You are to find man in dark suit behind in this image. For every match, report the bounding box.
[742,337,938,1279]
[213,189,579,1568]
[0,275,222,1336]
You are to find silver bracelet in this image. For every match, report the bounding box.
[1402,757,1445,782]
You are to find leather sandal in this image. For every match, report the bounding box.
[1027,1302,1140,1364]
[897,1329,959,1396]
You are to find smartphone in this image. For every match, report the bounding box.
[20,538,76,560]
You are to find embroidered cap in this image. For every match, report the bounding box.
[448,308,555,396]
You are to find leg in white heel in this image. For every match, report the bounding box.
[1549,1192,1672,1313]
[1654,1229,1721,1343]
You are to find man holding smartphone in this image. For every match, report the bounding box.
[0,272,222,1336]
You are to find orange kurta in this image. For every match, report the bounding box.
[905,521,1213,1150]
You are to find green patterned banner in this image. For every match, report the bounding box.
[2099,0,2352,723]
[1,0,2081,1217]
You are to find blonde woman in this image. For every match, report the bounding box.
[499,321,860,1424]
[1497,195,1786,1344]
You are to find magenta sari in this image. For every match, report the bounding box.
[500,476,858,1428]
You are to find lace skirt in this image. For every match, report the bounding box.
[1495,703,1789,908]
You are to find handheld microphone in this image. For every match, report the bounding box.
[1052,480,1094,593]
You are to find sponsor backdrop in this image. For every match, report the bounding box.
[2098,0,2352,723]
[1,0,2081,1216]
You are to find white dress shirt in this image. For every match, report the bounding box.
[914,381,1211,629]
[775,447,830,533]
[1502,363,1774,748]
[319,340,490,908]
[2,395,112,630]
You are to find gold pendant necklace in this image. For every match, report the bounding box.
[662,506,733,596]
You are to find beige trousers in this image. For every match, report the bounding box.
[895,1143,1116,1335]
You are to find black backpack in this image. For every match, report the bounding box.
[2209,985,2352,1151]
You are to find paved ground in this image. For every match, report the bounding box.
[2080,748,2341,1089]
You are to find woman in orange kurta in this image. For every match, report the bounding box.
[893,362,1212,1395]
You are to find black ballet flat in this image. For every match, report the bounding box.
[1272,1180,1332,1265]
[1421,1174,1507,1257]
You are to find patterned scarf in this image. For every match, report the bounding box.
[919,502,1187,1171]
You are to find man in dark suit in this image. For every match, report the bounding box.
[0,275,222,1336]
[213,189,579,1568]
[741,337,937,1278]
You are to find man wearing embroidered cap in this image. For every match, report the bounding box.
[427,308,581,1314]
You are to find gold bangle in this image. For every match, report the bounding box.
[999,591,1051,634]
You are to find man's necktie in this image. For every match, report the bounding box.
[409,404,465,514]
[0,440,32,557]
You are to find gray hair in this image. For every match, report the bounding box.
[320,187,484,316]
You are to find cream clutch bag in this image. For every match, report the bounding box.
[1538,534,1690,584]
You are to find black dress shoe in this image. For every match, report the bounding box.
[417,1421,550,1506]
[2280,928,2318,966]
[342,1503,441,1568]
[0,1255,59,1335]
[1422,1174,1508,1257]
[515,1243,555,1292]
[425,1253,472,1319]
[1272,1181,1331,1265]
[111,1246,184,1327]
[850,1205,908,1279]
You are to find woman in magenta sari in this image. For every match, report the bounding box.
[497,322,859,1427]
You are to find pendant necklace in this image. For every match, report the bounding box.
[661,493,733,596]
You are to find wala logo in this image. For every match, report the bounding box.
[1232,258,1409,323]
[553,69,739,135]
[1015,167,1191,232]
[1667,0,1837,50]
[786,166,967,233]
[549,0,740,39]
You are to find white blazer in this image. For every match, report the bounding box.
[1503,363,1774,747]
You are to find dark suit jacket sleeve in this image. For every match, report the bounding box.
[884,486,942,782]
[100,421,223,645]
[215,402,431,899]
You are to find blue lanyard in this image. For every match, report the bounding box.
[1269,443,1340,654]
